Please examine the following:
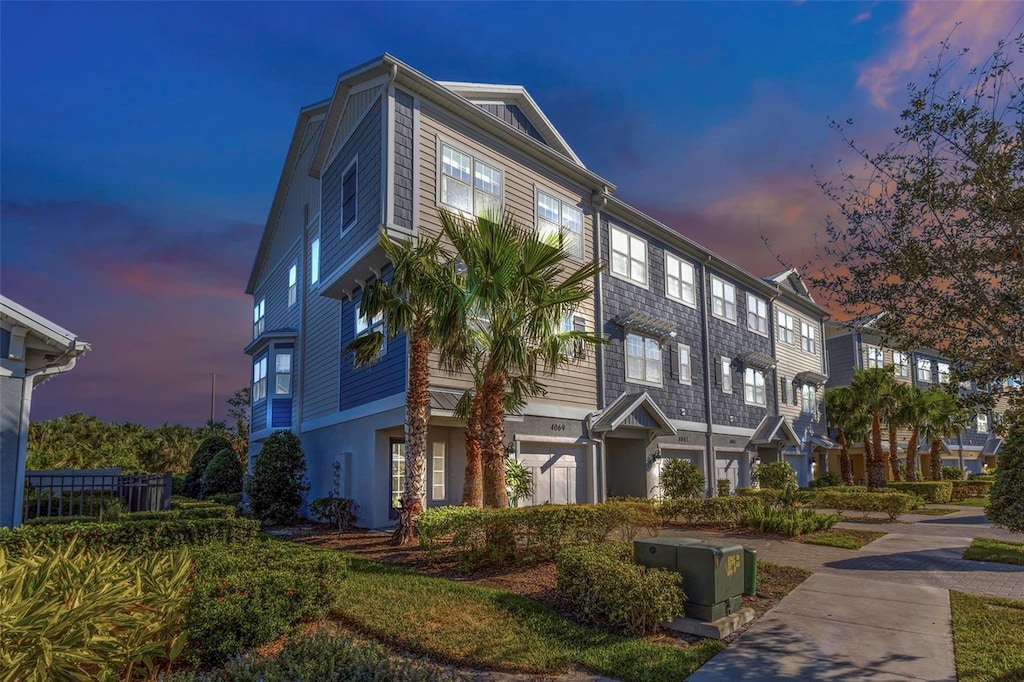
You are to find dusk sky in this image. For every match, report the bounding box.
[2,1,1020,426]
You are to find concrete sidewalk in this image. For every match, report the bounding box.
[687,573,955,681]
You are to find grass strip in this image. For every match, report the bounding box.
[330,555,724,682]
[955,497,990,508]
[801,529,886,550]
[962,538,1024,566]
[906,507,960,516]
[950,591,1024,682]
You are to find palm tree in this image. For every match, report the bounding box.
[825,386,870,485]
[438,209,604,507]
[884,382,912,481]
[894,386,933,481]
[849,367,900,489]
[920,390,970,481]
[346,229,463,544]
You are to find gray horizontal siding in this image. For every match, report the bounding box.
[253,242,301,335]
[302,229,342,421]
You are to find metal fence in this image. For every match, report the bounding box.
[22,469,173,522]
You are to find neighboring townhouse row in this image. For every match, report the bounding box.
[244,54,832,527]
[824,314,1010,479]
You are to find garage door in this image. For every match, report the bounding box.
[518,443,585,506]
[715,452,744,491]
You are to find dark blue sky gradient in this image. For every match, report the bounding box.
[2,1,1017,425]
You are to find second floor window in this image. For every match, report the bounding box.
[917,357,932,383]
[440,143,501,218]
[747,294,768,335]
[801,384,816,413]
[356,307,384,337]
[938,361,950,384]
[893,351,910,378]
[777,311,795,344]
[665,254,696,306]
[801,321,816,354]
[310,235,321,286]
[288,264,297,307]
[611,226,647,285]
[744,367,766,406]
[721,357,733,394]
[342,161,357,231]
[977,413,989,433]
[253,299,265,339]
[252,356,268,403]
[626,332,661,385]
[711,276,736,323]
[275,350,292,395]
[866,345,883,369]
[537,191,583,258]
[677,344,692,384]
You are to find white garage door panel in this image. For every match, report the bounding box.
[519,444,585,506]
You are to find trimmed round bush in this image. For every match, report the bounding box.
[183,436,232,498]
[989,421,1024,532]
[941,465,966,481]
[660,458,705,499]
[754,461,797,491]
[201,448,244,498]
[810,471,844,488]
[246,431,309,525]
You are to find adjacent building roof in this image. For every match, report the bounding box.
[0,295,87,353]
[982,436,1004,457]
[590,392,676,437]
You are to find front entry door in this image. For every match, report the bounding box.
[390,440,405,519]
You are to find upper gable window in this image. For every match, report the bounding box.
[610,225,647,286]
[288,264,298,307]
[777,311,795,345]
[440,143,502,218]
[746,294,768,335]
[253,298,265,340]
[665,254,696,307]
[710,276,736,323]
[801,321,816,354]
[537,190,583,258]
[342,160,358,231]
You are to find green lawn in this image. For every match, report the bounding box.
[906,507,960,516]
[955,497,990,508]
[330,555,724,682]
[801,529,886,549]
[950,591,1024,681]
[962,538,1024,566]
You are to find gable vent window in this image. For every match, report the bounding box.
[537,190,583,258]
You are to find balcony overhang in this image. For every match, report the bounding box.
[613,312,677,341]
[320,225,414,300]
[794,370,829,386]
[245,328,298,356]
[737,351,777,372]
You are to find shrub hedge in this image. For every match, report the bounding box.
[660,497,749,526]
[886,481,953,504]
[201,448,244,498]
[555,543,684,635]
[950,480,993,501]
[810,490,916,520]
[744,505,840,536]
[660,459,705,499]
[247,430,309,525]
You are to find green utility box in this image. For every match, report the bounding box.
[743,547,757,596]
[634,537,746,622]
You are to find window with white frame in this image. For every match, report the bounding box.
[626,332,661,385]
[710,276,736,323]
[288,264,297,307]
[310,235,320,286]
[610,225,647,285]
[677,344,691,384]
[801,384,816,413]
[342,161,357,231]
[744,367,766,406]
[440,143,502,218]
[665,254,696,306]
[431,442,446,500]
[253,299,265,340]
[355,306,384,337]
[977,413,989,434]
[801,321,816,354]
[274,349,292,395]
[937,361,950,384]
[721,357,733,394]
[777,311,795,345]
[865,345,883,369]
[917,357,932,383]
[537,190,583,258]
[747,294,768,335]
[893,351,910,378]
[252,355,268,403]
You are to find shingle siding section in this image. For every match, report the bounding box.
[825,334,858,388]
[477,103,546,145]
[393,89,414,229]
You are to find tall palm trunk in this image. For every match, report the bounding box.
[462,391,484,507]
[888,425,903,481]
[867,416,887,489]
[838,430,854,485]
[906,428,920,482]
[929,439,943,481]
[393,331,430,545]
[480,373,509,508]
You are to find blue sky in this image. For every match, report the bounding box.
[2,1,1019,425]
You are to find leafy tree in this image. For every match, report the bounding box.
[849,367,900,488]
[201,448,244,497]
[246,430,309,525]
[813,35,1023,396]
[659,459,705,499]
[988,420,1024,531]
[183,435,232,498]
[825,386,870,485]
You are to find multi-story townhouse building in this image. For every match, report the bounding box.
[246,55,831,526]
[824,313,1007,479]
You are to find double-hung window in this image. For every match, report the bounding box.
[747,294,768,335]
[801,384,816,413]
[721,357,733,394]
[252,356,268,403]
[275,349,292,395]
[893,351,910,378]
[744,367,766,406]
[288,264,297,307]
[355,306,384,337]
[977,413,989,433]
[626,332,661,385]
[440,143,502,218]
[431,442,446,500]
[537,190,584,258]
[665,254,696,306]
[917,358,932,383]
[865,345,883,369]
[777,311,795,345]
[342,161,357,231]
[253,299,265,339]
[610,226,647,285]
[937,361,951,384]
[310,235,321,287]
[710,276,736,323]
[677,344,692,384]
[801,321,816,353]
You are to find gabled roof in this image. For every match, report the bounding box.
[763,267,830,319]
[749,415,800,446]
[0,295,88,353]
[590,392,676,437]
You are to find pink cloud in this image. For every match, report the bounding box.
[857,1,1022,109]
